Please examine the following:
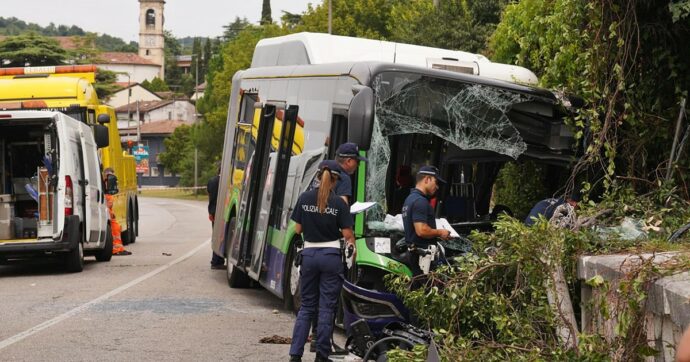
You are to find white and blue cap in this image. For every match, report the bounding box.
[319,160,343,177]
[336,142,369,162]
[418,166,446,183]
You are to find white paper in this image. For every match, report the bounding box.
[374,238,391,253]
[435,218,460,238]
[350,201,377,214]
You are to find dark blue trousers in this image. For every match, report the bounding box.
[289,247,343,358]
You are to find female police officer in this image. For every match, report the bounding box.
[289,160,355,362]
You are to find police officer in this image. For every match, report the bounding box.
[289,162,355,362]
[311,142,368,205]
[333,142,367,204]
[402,166,450,276]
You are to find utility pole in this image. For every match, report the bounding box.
[328,0,332,34]
[193,54,199,197]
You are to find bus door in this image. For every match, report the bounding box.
[247,105,299,280]
[233,104,276,272]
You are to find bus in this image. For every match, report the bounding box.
[0,65,139,244]
[211,33,578,318]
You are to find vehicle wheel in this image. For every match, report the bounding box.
[225,217,250,288]
[64,241,84,273]
[284,240,301,313]
[227,263,250,288]
[95,224,113,262]
[123,207,135,245]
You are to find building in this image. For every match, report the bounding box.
[96,52,162,84]
[137,120,187,186]
[115,99,196,126]
[139,0,166,79]
[106,82,162,109]
[176,55,192,74]
[191,81,206,101]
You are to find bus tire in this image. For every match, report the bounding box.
[95,224,113,262]
[225,217,250,288]
[284,239,301,313]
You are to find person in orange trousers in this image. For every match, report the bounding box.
[104,168,131,256]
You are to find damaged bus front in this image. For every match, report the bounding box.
[341,68,579,334]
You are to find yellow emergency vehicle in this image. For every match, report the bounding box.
[0,65,139,243]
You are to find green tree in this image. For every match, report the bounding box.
[296,0,397,39]
[94,68,121,101]
[388,0,508,53]
[0,33,69,67]
[159,124,192,175]
[142,77,170,92]
[261,0,273,25]
[222,17,250,41]
[489,0,690,193]
[190,37,201,82]
[163,30,184,92]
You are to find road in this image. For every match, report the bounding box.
[0,197,337,361]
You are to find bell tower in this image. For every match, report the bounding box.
[139,0,165,79]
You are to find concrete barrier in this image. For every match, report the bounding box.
[578,252,690,361]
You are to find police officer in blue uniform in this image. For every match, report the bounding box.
[402,166,451,276]
[289,162,355,362]
[311,142,368,205]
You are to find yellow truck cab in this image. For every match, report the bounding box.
[0,65,139,244]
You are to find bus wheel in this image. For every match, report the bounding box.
[126,206,136,244]
[225,217,250,288]
[284,240,301,313]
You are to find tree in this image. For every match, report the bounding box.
[203,38,212,78]
[0,33,69,67]
[261,0,273,25]
[158,124,192,175]
[142,77,170,92]
[222,17,250,41]
[190,37,201,82]
[388,0,508,53]
[94,68,121,101]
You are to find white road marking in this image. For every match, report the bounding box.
[0,238,211,351]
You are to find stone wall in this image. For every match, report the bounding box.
[578,252,690,361]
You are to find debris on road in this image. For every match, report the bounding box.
[259,335,292,344]
[162,253,172,256]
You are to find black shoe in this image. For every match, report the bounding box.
[114,250,132,256]
[314,354,328,362]
[288,355,302,362]
[309,339,316,353]
[211,264,225,270]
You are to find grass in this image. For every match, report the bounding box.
[139,188,209,201]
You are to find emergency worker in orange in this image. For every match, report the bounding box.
[104,168,131,256]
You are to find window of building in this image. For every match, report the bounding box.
[146,49,150,56]
[146,9,156,28]
[151,165,160,177]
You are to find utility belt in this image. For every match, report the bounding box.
[293,239,354,270]
[408,242,444,275]
[303,240,340,249]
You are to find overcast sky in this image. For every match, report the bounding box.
[3,0,316,42]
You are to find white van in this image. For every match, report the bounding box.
[0,111,111,272]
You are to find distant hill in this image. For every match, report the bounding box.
[0,16,138,52]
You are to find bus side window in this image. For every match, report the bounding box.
[327,114,348,159]
[231,94,258,186]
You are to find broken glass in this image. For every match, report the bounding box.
[366,72,532,221]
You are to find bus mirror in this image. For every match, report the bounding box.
[93,125,110,148]
[97,114,110,124]
[347,85,374,150]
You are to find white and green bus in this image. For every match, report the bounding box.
[211,33,579,315]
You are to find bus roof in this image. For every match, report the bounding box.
[239,61,560,105]
[252,32,538,85]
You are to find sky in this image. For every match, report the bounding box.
[2,0,317,42]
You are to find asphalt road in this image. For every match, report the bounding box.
[0,197,337,361]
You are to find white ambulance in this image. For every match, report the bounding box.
[0,111,111,272]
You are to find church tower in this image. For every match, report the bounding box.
[139,0,165,79]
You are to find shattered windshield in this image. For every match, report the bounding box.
[366,72,532,220]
